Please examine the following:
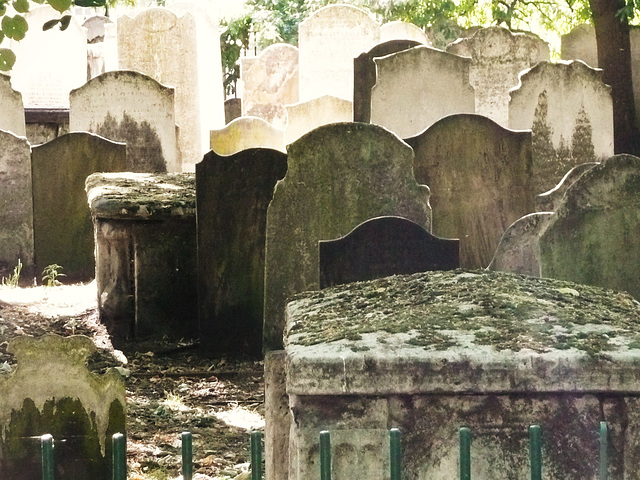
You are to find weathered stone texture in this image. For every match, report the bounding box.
[379,21,430,44]
[0,74,25,137]
[210,116,286,155]
[284,95,353,144]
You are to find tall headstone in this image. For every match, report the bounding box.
[31,133,127,282]
[0,130,32,279]
[509,60,614,193]
[84,16,112,80]
[0,74,25,137]
[263,122,431,351]
[371,46,475,138]
[405,114,534,268]
[379,21,430,44]
[353,40,421,123]
[70,70,179,172]
[210,116,286,155]
[197,148,287,358]
[240,43,299,129]
[298,4,379,102]
[447,27,549,127]
[284,95,352,144]
[9,6,87,108]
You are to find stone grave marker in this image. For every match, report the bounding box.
[284,95,352,145]
[0,74,25,137]
[298,4,379,102]
[240,43,299,129]
[560,24,598,68]
[371,46,475,138]
[0,130,32,279]
[509,60,614,193]
[10,6,86,108]
[70,70,179,172]
[379,21,430,44]
[84,15,111,43]
[447,26,549,127]
[353,40,421,123]
[319,216,459,288]
[31,133,126,282]
[225,98,242,124]
[210,116,286,155]
[405,114,534,269]
[103,21,118,72]
[84,16,112,80]
[535,162,598,212]
[197,148,287,358]
[263,122,431,351]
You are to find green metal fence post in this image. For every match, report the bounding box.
[319,430,331,480]
[251,430,262,480]
[459,427,471,480]
[182,431,193,480]
[41,434,54,480]
[390,428,402,480]
[112,433,126,480]
[529,425,542,480]
[600,422,608,480]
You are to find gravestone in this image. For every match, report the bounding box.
[84,15,111,43]
[84,16,112,80]
[509,60,614,193]
[225,98,242,124]
[103,22,118,72]
[319,216,459,288]
[447,27,549,126]
[263,122,431,351]
[379,21,430,44]
[536,162,598,212]
[70,70,179,172]
[353,40,421,123]
[0,130,32,280]
[197,148,287,358]
[9,6,87,108]
[31,133,126,283]
[210,116,286,155]
[284,95,352,144]
[560,24,598,68]
[240,43,299,129]
[405,114,534,269]
[371,46,475,138]
[298,4,379,102]
[0,74,25,137]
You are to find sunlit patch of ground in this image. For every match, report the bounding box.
[0,281,97,317]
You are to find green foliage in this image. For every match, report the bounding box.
[42,263,65,287]
[1,259,22,288]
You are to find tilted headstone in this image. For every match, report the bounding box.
[263,122,431,350]
[197,148,287,357]
[371,46,475,138]
[379,21,430,44]
[405,114,534,269]
[447,27,549,127]
[353,40,421,123]
[298,4,379,102]
[284,95,352,144]
[0,130,32,279]
[319,216,459,288]
[70,70,179,172]
[240,43,299,129]
[210,116,286,155]
[0,74,25,137]
[0,335,125,480]
[31,133,126,282]
[9,6,87,108]
[509,60,614,193]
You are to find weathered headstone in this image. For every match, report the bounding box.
[197,148,287,358]
[319,216,459,288]
[0,130,32,280]
[405,114,534,269]
[263,122,431,351]
[284,95,352,144]
[240,43,299,129]
[0,74,25,137]
[560,24,598,68]
[84,16,112,80]
[70,70,179,172]
[446,26,549,127]
[371,46,475,138]
[31,133,127,282]
[509,60,614,193]
[210,116,286,155]
[84,15,111,43]
[9,6,86,108]
[103,22,118,72]
[225,98,242,124]
[379,21,430,44]
[353,40,421,123]
[535,162,598,212]
[298,4,379,102]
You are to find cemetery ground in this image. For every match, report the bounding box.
[0,281,264,480]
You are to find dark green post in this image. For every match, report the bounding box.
[251,430,262,480]
[112,433,126,480]
[390,428,402,480]
[320,430,331,480]
[529,425,542,480]
[41,434,54,480]
[459,427,471,480]
[182,431,193,480]
[600,422,608,480]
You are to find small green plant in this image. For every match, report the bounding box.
[42,264,65,287]
[1,259,22,288]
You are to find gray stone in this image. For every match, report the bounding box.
[0,74,25,137]
[379,21,430,44]
[210,116,286,155]
[264,350,289,480]
[535,161,598,212]
[560,24,598,68]
[284,95,352,145]
[225,98,242,124]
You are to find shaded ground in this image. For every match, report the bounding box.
[0,282,264,480]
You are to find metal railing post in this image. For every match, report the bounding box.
[459,427,471,480]
[390,428,402,480]
[251,430,262,480]
[182,431,193,480]
[320,430,331,480]
[600,421,608,480]
[529,425,542,480]
[112,433,126,480]
[41,434,55,480]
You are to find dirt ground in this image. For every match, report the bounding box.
[0,282,265,480]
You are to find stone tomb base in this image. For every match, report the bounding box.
[270,270,640,479]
